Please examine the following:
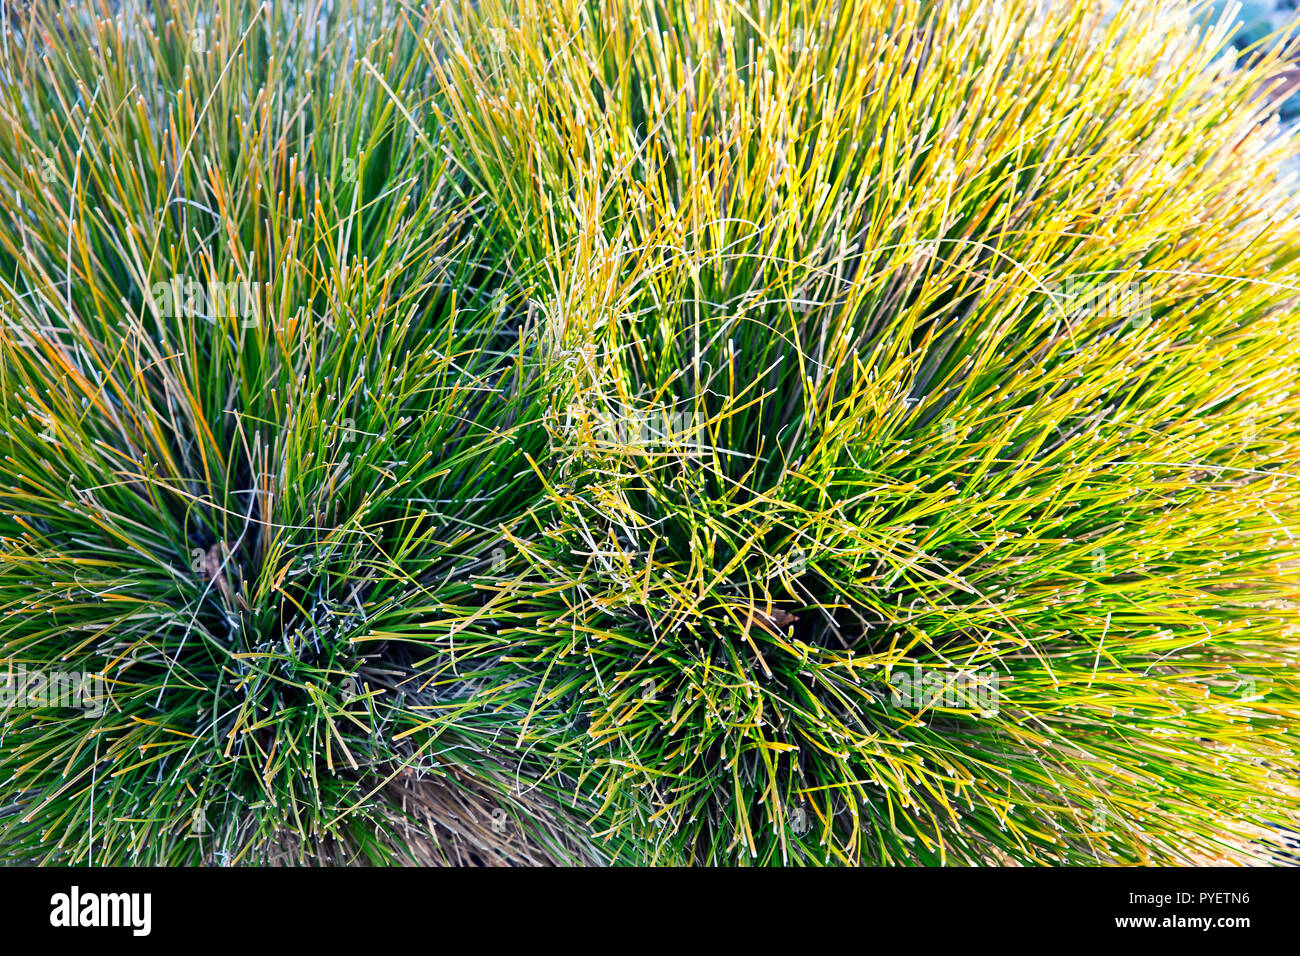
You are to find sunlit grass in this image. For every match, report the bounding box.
[1,0,1298,865]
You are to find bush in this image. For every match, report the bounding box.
[1,0,1298,865]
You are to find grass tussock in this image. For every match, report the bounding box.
[1,0,1298,865]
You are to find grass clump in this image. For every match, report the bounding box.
[2,0,1299,865]
[0,0,611,865]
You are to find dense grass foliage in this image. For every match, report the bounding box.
[1,0,1298,865]
[0,0,612,865]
